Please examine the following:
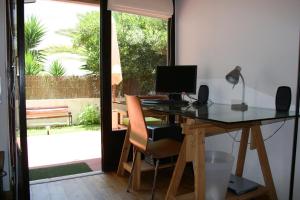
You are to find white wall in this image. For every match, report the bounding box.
[175,0,300,199]
[0,0,11,192]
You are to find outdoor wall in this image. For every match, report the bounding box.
[26,98,100,126]
[26,76,100,99]
[0,0,10,191]
[175,0,300,199]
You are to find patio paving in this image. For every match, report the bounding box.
[27,131,101,171]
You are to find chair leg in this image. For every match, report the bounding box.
[127,148,138,193]
[151,159,160,200]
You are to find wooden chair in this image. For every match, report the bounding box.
[125,95,181,200]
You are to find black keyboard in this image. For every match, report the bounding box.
[141,99,189,106]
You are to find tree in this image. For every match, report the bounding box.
[114,13,168,93]
[68,12,168,93]
[72,11,100,74]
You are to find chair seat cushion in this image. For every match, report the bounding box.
[123,117,162,126]
[147,139,181,159]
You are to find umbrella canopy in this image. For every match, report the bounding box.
[111,17,122,85]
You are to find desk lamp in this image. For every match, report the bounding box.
[225,66,248,111]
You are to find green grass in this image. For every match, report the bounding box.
[27,125,100,136]
[44,45,85,55]
[29,163,92,181]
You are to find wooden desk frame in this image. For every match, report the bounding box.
[117,116,279,200]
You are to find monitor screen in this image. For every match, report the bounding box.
[155,65,197,94]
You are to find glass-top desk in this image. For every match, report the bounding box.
[115,100,295,200]
[140,102,295,124]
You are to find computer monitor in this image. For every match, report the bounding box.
[155,65,197,94]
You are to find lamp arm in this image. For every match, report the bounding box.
[239,73,246,104]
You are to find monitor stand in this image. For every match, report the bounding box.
[168,93,182,124]
[168,93,188,104]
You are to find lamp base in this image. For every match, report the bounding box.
[231,103,248,111]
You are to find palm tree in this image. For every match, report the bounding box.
[25,16,46,52]
[24,16,46,75]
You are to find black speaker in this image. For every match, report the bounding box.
[196,85,209,105]
[276,86,291,112]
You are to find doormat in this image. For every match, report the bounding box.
[29,162,92,181]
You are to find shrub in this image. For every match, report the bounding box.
[78,104,100,125]
[25,52,44,75]
[49,60,66,76]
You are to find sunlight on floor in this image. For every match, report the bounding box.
[27,131,101,169]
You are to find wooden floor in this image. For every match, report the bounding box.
[30,168,195,200]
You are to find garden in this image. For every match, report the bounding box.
[27,104,100,137]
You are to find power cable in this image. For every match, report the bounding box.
[227,120,286,145]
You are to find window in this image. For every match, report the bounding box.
[113,12,168,96]
[111,12,168,130]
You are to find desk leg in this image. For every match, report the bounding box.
[165,136,187,200]
[117,125,131,176]
[132,151,141,190]
[252,125,278,200]
[235,128,250,177]
[193,129,206,200]
[166,129,206,200]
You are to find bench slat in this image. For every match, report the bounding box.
[27,109,69,114]
[26,106,72,125]
[27,115,71,119]
[27,106,68,110]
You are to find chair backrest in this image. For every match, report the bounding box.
[125,95,148,151]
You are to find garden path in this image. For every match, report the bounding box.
[27,131,101,171]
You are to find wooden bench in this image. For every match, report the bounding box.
[26,106,72,126]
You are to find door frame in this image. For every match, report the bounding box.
[16,0,30,199]
[10,0,176,196]
[100,0,113,171]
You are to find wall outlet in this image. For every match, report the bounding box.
[0,76,2,104]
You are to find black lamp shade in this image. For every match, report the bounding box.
[225,66,242,85]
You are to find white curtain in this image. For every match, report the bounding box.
[108,0,173,20]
